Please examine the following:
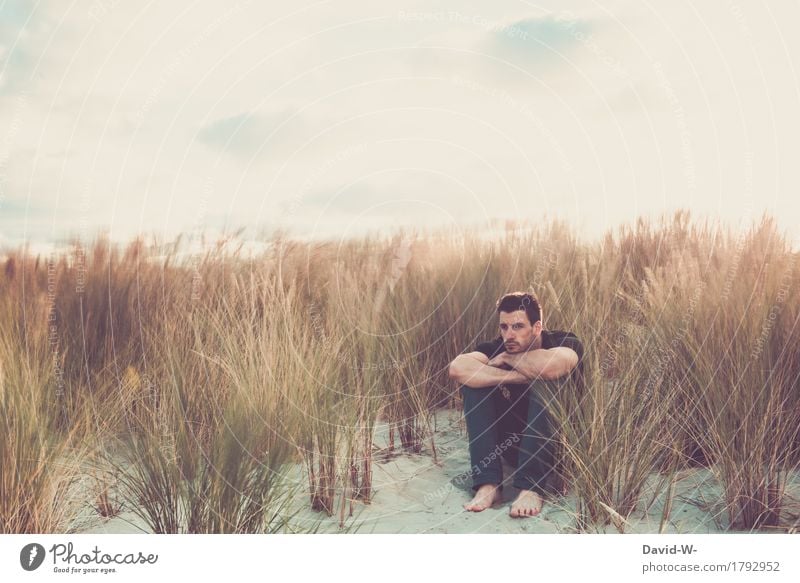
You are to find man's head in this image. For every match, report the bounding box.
[496,291,542,353]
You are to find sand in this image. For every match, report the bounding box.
[75,409,798,534]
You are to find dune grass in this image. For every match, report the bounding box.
[0,290,86,533]
[1,210,799,533]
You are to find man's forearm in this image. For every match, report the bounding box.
[502,348,577,381]
[506,349,551,380]
[453,362,528,388]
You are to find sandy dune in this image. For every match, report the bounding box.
[73,409,798,534]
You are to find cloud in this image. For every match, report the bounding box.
[0,0,45,95]
[291,167,494,233]
[485,15,592,63]
[301,181,443,217]
[0,193,82,245]
[197,109,302,158]
[0,194,35,215]
[1,0,800,248]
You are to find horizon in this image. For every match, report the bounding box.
[2,209,797,261]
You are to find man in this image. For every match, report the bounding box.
[448,291,583,518]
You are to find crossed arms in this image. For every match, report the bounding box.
[448,347,579,388]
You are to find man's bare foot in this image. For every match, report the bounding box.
[509,490,543,518]
[463,484,502,512]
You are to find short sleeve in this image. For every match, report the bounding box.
[545,331,584,379]
[557,333,584,365]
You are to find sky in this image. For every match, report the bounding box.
[1,0,799,252]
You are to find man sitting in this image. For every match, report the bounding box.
[448,291,583,518]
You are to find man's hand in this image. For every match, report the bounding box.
[490,347,578,381]
[448,352,528,388]
[487,352,511,369]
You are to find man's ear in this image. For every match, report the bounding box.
[534,320,543,333]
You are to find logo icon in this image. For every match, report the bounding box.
[20,543,46,571]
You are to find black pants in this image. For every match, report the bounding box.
[460,380,557,496]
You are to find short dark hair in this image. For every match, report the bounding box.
[496,291,541,325]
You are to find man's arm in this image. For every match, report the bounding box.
[488,347,579,381]
[448,351,529,388]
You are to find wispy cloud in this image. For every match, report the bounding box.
[485,15,592,63]
[1,1,799,247]
[197,109,302,158]
[0,0,43,94]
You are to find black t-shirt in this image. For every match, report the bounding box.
[474,329,584,382]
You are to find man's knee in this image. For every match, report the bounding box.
[459,384,480,406]
[525,379,559,406]
[461,385,503,416]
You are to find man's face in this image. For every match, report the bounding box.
[499,310,541,353]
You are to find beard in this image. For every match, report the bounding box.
[504,332,538,353]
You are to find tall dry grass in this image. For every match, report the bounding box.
[1,211,799,533]
[0,285,86,533]
[641,217,800,529]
